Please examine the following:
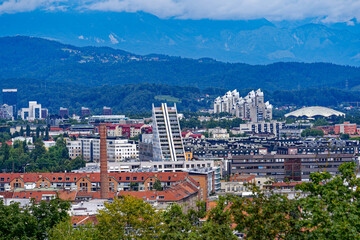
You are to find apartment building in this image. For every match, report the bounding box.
[67,140,82,159]
[214,89,273,122]
[152,103,185,161]
[79,136,138,162]
[239,121,285,137]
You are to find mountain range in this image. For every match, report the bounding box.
[1,36,360,92]
[0,36,360,113]
[1,11,360,65]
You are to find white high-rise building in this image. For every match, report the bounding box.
[152,103,185,161]
[214,89,273,122]
[20,101,47,121]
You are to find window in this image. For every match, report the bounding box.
[119,177,122,181]
[126,177,130,181]
[133,177,137,181]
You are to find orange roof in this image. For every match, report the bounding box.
[12,190,57,201]
[118,178,199,202]
[57,190,77,201]
[0,172,190,184]
[271,182,303,187]
[71,215,98,225]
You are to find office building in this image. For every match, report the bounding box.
[59,107,69,118]
[226,153,355,182]
[152,103,185,161]
[335,122,357,134]
[78,136,138,162]
[0,104,14,120]
[41,109,48,119]
[20,101,46,121]
[214,89,272,122]
[88,115,127,124]
[2,89,17,119]
[103,106,112,115]
[239,121,285,137]
[81,107,91,117]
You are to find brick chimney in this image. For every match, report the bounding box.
[100,123,109,199]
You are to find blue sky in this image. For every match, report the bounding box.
[0,0,359,23]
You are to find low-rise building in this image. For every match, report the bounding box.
[239,121,285,137]
[227,153,355,182]
[208,127,229,138]
[335,122,357,134]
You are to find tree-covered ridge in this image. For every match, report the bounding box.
[2,78,360,114]
[2,36,360,90]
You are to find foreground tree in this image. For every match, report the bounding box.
[96,195,162,240]
[49,219,99,240]
[229,184,302,239]
[296,161,360,239]
[0,197,70,240]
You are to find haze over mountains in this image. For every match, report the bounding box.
[1,36,360,91]
[1,11,360,65]
[1,36,360,113]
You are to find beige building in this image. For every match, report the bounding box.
[66,140,82,159]
[208,127,229,138]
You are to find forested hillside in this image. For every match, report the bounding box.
[1,36,360,91]
[1,78,360,114]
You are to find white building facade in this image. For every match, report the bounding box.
[20,101,47,121]
[152,103,185,161]
[214,89,273,122]
[78,137,138,162]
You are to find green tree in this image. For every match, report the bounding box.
[152,179,163,191]
[301,128,324,137]
[296,162,360,239]
[96,195,162,240]
[0,197,70,240]
[49,219,99,240]
[229,184,302,239]
[29,198,71,240]
[199,196,237,240]
[26,125,31,137]
[0,200,38,239]
[44,127,50,141]
[36,126,40,139]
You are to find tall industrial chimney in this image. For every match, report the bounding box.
[100,123,109,199]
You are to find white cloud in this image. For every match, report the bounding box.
[0,0,64,14]
[0,0,359,23]
[85,0,360,23]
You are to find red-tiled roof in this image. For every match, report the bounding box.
[12,190,57,201]
[271,182,303,187]
[118,178,199,202]
[0,172,190,184]
[71,215,98,225]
